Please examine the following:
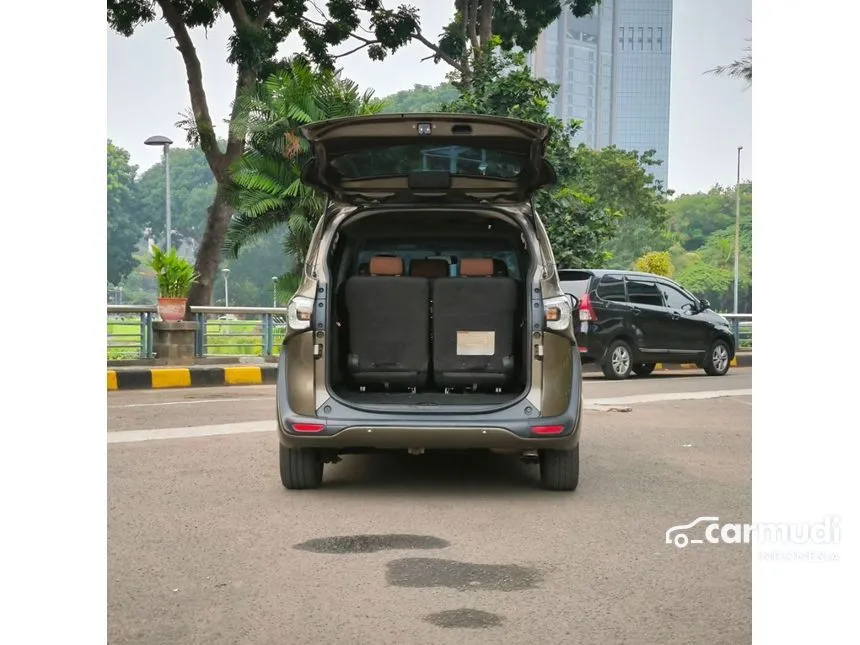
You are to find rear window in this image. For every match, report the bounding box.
[596,274,626,302]
[329,145,526,180]
[559,270,593,297]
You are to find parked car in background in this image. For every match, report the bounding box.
[558,269,735,379]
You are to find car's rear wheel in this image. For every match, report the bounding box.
[633,362,657,377]
[602,339,634,380]
[539,444,580,491]
[279,444,324,490]
[703,339,731,376]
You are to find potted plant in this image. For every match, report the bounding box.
[146,244,197,322]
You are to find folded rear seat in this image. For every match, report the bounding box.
[344,256,430,388]
[431,258,518,388]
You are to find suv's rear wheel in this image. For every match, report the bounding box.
[602,339,633,380]
[539,444,580,491]
[633,362,656,377]
[279,444,324,490]
[703,339,731,376]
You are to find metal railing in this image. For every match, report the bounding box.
[722,314,752,351]
[108,305,752,360]
[107,305,288,360]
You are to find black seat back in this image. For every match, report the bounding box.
[344,256,430,387]
[409,258,450,279]
[431,258,517,388]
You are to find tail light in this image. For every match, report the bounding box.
[543,295,572,331]
[531,424,565,435]
[291,422,325,433]
[287,296,314,331]
[579,293,598,322]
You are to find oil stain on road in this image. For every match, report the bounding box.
[424,608,505,629]
[386,557,542,592]
[293,534,450,554]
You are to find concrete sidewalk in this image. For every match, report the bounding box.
[107,353,752,391]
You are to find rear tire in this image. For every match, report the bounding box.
[633,362,656,377]
[602,339,634,380]
[703,339,731,376]
[539,444,580,491]
[279,443,324,490]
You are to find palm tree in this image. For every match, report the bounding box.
[708,48,752,86]
[225,58,385,295]
[707,21,752,87]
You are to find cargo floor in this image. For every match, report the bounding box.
[332,388,522,406]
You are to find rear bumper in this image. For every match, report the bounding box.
[275,353,582,452]
[278,414,582,451]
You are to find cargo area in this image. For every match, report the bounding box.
[325,209,535,407]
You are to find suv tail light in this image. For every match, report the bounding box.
[543,295,572,331]
[579,293,598,322]
[287,296,314,331]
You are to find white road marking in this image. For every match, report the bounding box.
[108,388,753,444]
[585,389,752,409]
[109,397,272,409]
[726,396,753,406]
[107,421,274,444]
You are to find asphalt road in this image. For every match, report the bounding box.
[108,368,752,644]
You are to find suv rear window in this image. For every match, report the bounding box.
[596,274,626,302]
[329,145,526,180]
[559,270,593,297]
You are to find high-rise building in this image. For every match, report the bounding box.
[527,0,673,187]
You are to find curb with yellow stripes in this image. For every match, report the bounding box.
[107,354,750,390]
[107,365,277,391]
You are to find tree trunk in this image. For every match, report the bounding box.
[187,182,234,307]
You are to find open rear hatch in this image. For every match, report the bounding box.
[300,113,557,204]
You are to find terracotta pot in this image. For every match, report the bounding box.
[157,297,188,322]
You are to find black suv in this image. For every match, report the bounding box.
[559,269,736,379]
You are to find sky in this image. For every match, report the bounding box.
[107,0,751,196]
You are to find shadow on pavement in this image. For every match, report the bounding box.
[316,450,548,496]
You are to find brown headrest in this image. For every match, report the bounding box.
[369,256,403,276]
[410,259,449,278]
[460,258,494,277]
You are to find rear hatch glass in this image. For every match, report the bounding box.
[559,270,594,298]
[300,113,556,203]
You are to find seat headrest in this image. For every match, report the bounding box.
[492,259,509,277]
[369,256,403,276]
[459,258,495,277]
[410,258,449,278]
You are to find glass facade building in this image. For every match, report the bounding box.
[527,0,673,187]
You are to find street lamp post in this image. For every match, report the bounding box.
[222,268,230,308]
[271,276,278,307]
[733,145,743,316]
[144,135,174,252]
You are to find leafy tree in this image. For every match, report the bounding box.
[135,145,217,251]
[675,260,734,309]
[107,140,146,285]
[665,182,751,251]
[108,0,423,307]
[633,251,673,277]
[431,0,601,86]
[381,83,460,113]
[226,58,385,275]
